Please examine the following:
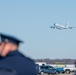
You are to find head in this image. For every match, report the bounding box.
[0,33,23,57]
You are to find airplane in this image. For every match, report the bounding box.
[50,22,76,30]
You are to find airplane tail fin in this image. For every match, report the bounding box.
[65,22,69,28]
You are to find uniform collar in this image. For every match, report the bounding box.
[0,50,25,58]
[0,50,19,60]
[6,50,20,56]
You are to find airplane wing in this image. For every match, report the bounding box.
[49,26,55,29]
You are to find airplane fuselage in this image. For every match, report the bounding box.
[50,22,74,30]
[55,23,68,29]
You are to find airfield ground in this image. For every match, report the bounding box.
[38,72,75,75]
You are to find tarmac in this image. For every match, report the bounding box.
[38,72,75,75]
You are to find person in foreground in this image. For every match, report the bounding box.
[0,33,37,75]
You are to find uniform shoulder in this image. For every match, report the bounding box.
[18,52,36,66]
[19,52,35,63]
[25,56,35,63]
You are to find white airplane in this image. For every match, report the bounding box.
[50,22,75,30]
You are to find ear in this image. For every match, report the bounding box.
[1,43,12,57]
[0,43,5,54]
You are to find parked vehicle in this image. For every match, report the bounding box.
[38,65,58,75]
[56,67,65,74]
[36,64,40,74]
[63,67,76,74]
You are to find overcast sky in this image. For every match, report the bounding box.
[0,0,76,59]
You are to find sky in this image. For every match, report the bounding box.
[0,0,76,59]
